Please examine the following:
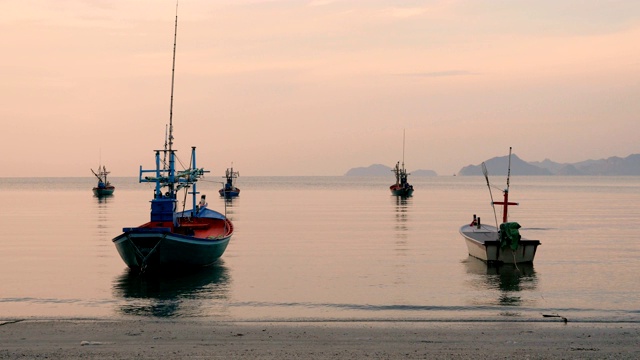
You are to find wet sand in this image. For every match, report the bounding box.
[1,319,638,359]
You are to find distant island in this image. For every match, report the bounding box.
[458,153,640,176]
[345,164,437,176]
[346,153,640,176]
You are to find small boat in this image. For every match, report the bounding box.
[459,148,540,264]
[112,7,233,271]
[91,165,115,196]
[389,130,414,196]
[219,166,240,197]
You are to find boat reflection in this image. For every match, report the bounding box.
[112,263,231,317]
[94,193,112,244]
[220,196,237,224]
[94,193,113,202]
[393,195,410,233]
[464,256,537,306]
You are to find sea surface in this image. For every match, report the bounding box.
[1,176,639,322]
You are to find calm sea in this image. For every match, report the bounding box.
[1,176,639,322]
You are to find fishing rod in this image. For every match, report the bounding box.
[482,162,499,229]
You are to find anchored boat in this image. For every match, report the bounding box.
[389,130,414,196]
[112,5,233,271]
[91,165,115,196]
[219,166,240,197]
[459,148,540,264]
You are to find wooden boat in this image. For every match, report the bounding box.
[112,7,233,271]
[219,166,240,197]
[459,148,540,264]
[389,130,414,196]
[91,165,115,196]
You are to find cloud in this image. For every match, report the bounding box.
[307,0,338,6]
[385,6,429,18]
[394,70,477,77]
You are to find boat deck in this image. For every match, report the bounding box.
[460,224,500,243]
[135,217,233,239]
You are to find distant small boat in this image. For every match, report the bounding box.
[389,130,414,197]
[112,7,233,271]
[91,165,115,196]
[219,166,240,197]
[459,147,540,264]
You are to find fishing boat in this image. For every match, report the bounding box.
[219,166,240,197]
[112,5,233,271]
[91,165,115,196]
[389,130,414,196]
[459,148,540,264]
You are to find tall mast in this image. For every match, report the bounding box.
[168,1,179,152]
[506,146,512,192]
[402,129,406,170]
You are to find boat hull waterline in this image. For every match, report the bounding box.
[390,185,414,197]
[460,224,540,264]
[113,209,233,269]
[219,188,240,197]
[93,186,115,196]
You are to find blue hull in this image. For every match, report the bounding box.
[219,188,240,197]
[93,187,115,196]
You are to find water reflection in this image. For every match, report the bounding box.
[94,194,113,203]
[220,196,238,220]
[392,195,410,236]
[464,256,537,306]
[93,193,112,248]
[112,263,231,317]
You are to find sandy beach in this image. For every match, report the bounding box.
[1,319,638,359]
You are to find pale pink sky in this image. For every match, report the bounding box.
[2,0,639,177]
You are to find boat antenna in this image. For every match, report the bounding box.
[181,148,193,214]
[162,124,169,169]
[482,162,499,229]
[167,0,179,152]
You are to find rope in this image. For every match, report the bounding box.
[125,234,164,273]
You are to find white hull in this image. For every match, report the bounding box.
[460,224,540,264]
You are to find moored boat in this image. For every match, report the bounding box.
[91,165,115,196]
[390,161,413,196]
[459,148,540,264]
[219,166,240,197]
[112,6,233,271]
[389,130,414,196]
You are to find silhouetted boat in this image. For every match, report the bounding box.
[91,165,115,196]
[459,148,540,264]
[389,130,414,196]
[219,166,240,197]
[112,6,233,271]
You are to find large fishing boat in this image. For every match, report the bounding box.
[459,148,540,264]
[389,130,414,196]
[91,165,115,196]
[219,166,240,197]
[112,5,233,271]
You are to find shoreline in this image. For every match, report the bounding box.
[1,319,638,359]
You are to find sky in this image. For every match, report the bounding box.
[2,0,639,177]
